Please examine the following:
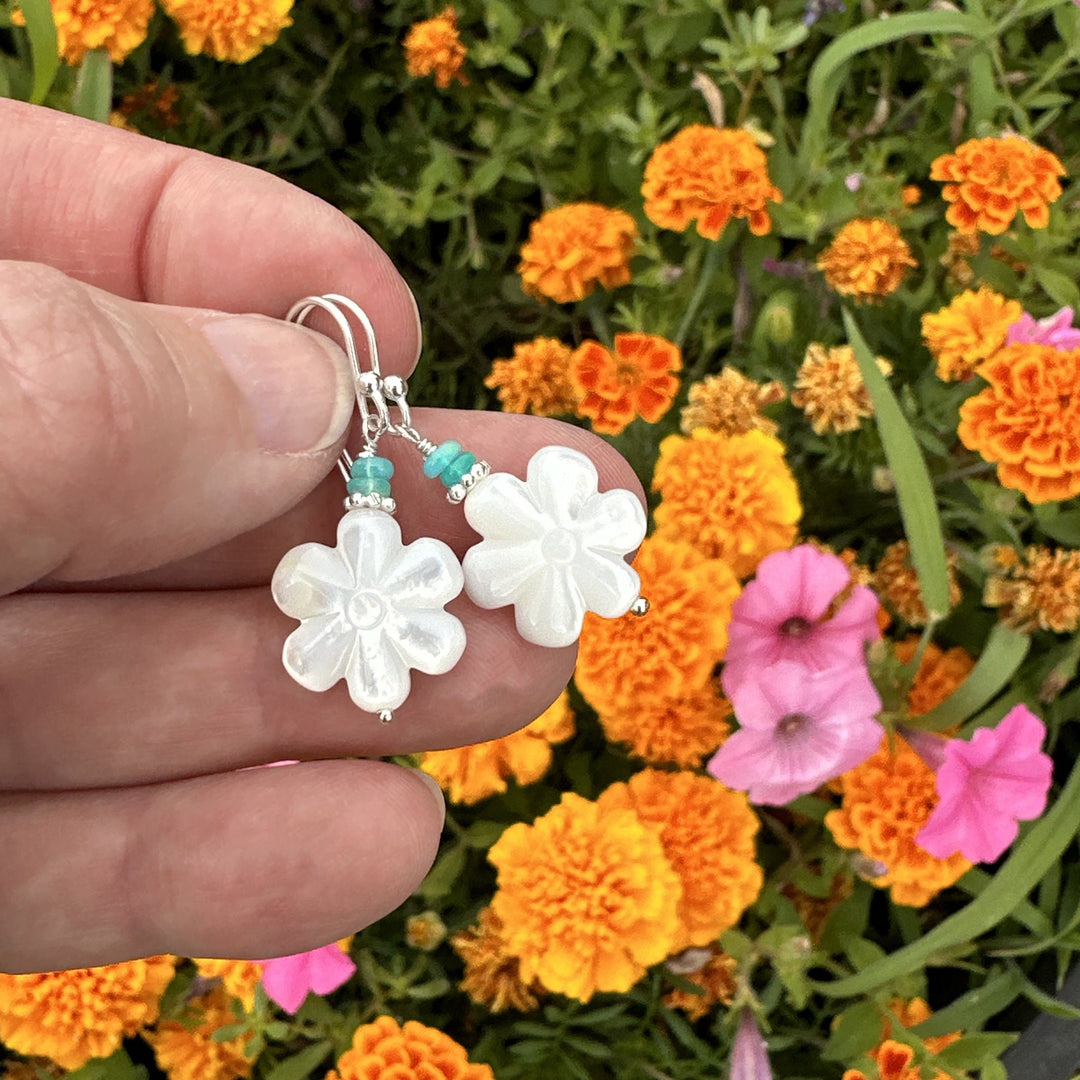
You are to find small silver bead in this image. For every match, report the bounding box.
[383,374,408,399]
[358,371,382,395]
[417,438,437,456]
[472,460,491,480]
[446,482,468,504]
[380,496,397,515]
[630,596,650,617]
[378,709,394,724]
[460,470,478,491]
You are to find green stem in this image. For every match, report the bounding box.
[674,239,724,351]
[582,291,613,348]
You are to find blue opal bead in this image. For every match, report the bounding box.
[346,476,393,497]
[349,455,394,480]
[440,451,476,488]
[423,440,462,479]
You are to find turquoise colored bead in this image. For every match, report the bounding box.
[440,451,476,488]
[423,440,462,479]
[349,455,394,480]
[346,476,392,497]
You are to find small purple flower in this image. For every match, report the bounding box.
[845,172,864,192]
[803,0,845,25]
[730,1008,772,1080]
[1006,307,1080,350]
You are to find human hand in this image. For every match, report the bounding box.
[0,101,643,973]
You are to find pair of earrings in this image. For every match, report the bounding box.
[271,294,648,722]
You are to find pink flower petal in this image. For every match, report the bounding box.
[1006,308,1080,350]
[259,942,356,1014]
[731,1008,773,1080]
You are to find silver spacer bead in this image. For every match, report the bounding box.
[416,438,438,456]
[382,374,408,399]
[379,709,394,724]
[446,482,468,504]
[630,596,650,617]
[344,493,397,515]
[454,460,491,496]
[358,370,382,395]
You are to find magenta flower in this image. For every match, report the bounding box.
[259,942,357,1014]
[730,1008,772,1080]
[1006,307,1080,350]
[708,659,883,805]
[721,545,880,697]
[915,704,1053,864]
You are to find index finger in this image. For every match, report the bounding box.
[0,100,420,372]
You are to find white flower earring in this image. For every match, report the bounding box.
[271,295,467,722]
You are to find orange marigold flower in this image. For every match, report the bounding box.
[145,987,256,1080]
[930,135,1065,235]
[488,791,683,1002]
[0,957,175,1071]
[192,958,262,1010]
[662,947,738,1021]
[642,125,782,239]
[598,682,732,768]
[451,906,542,1014]
[791,343,892,435]
[403,6,468,89]
[420,690,575,804]
[680,368,785,437]
[160,0,293,62]
[901,185,922,207]
[13,0,153,64]
[484,337,580,416]
[884,997,962,1057]
[327,1014,493,1080]
[826,737,971,906]
[845,999,961,1080]
[921,286,1023,382]
[652,429,801,578]
[873,540,962,627]
[574,537,741,716]
[984,544,1080,633]
[571,332,681,435]
[958,343,1080,503]
[894,636,975,717]
[817,218,916,303]
[599,769,762,950]
[517,203,638,304]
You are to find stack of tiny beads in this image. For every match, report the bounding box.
[422,439,490,503]
[345,452,396,513]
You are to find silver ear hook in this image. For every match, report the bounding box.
[286,295,391,476]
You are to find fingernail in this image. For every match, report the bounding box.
[202,315,354,453]
[412,768,446,830]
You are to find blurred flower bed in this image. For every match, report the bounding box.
[4,1,1080,1078]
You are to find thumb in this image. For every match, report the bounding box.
[0,261,358,593]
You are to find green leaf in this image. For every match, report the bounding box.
[1034,266,1080,309]
[1014,964,1080,1020]
[17,0,59,105]
[844,310,952,619]
[72,48,113,123]
[821,1001,884,1062]
[264,1041,334,1080]
[916,623,1030,731]
[934,1032,1019,1070]
[911,966,1024,1037]
[811,752,1080,997]
[416,842,466,900]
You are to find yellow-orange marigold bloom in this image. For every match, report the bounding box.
[873,540,962,627]
[488,791,683,1002]
[845,999,961,1080]
[574,537,741,716]
[451,906,542,1014]
[894,637,975,717]
[145,988,255,1080]
[160,0,292,62]
[958,343,1080,503]
[192,958,261,1011]
[598,682,732,768]
[403,7,467,89]
[921,287,1023,382]
[652,429,801,578]
[791,343,892,435]
[599,769,762,950]
[0,957,174,1070]
[930,135,1065,235]
[571,332,681,435]
[901,185,922,207]
[662,947,738,1021]
[420,691,575,804]
[327,1014,492,1080]
[826,737,971,906]
[642,125,782,239]
[518,203,637,304]
[484,337,579,416]
[680,368,785,437]
[817,218,916,303]
[14,0,153,64]
[984,544,1080,633]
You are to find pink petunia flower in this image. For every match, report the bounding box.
[730,1008,772,1080]
[259,941,357,1014]
[721,545,880,697]
[1006,307,1080,350]
[707,659,883,805]
[915,704,1053,864]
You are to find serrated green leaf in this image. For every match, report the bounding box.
[1034,267,1080,309]
[264,1041,334,1080]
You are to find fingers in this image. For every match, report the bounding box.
[0,587,574,791]
[0,101,420,373]
[0,761,445,973]
[0,262,362,591]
